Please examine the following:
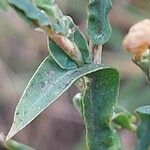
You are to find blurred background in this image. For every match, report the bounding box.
[0,0,149,150]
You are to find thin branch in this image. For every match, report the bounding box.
[91,43,102,64]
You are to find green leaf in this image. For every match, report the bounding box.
[112,106,137,131]
[82,67,122,149]
[48,38,78,69]
[135,105,150,150]
[68,18,92,64]
[87,0,112,44]
[112,112,136,131]
[6,56,111,140]
[73,29,92,64]
[6,139,34,150]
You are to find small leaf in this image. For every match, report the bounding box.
[6,56,110,140]
[73,27,92,64]
[87,0,112,44]
[135,105,150,150]
[112,112,136,131]
[112,106,137,131]
[68,18,92,64]
[48,38,78,69]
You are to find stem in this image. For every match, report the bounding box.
[89,40,102,64]
[92,44,102,64]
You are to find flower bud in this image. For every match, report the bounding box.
[123,19,150,60]
[123,19,150,81]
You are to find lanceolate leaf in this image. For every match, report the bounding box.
[135,105,150,150]
[82,67,121,149]
[68,18,92,64]
[6,56,113,140]
[48,38,78,69]
[73,27,92,64]
[87,0,112,44]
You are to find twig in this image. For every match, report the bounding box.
[90,42,102,64]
